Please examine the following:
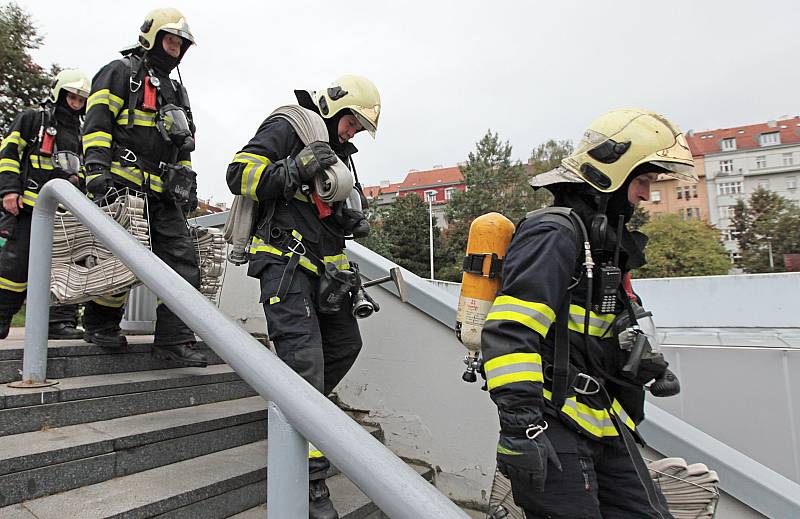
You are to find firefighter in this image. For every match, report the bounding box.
[81,7,205,366]
[482,109,696,518]
[225,75,380,519]
[0,69,90,340]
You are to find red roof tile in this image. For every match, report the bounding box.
[687,116,800,156]
[400,166,463,189]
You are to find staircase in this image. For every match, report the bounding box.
[0,332,433,518]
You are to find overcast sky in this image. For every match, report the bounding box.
[16,0,800,205]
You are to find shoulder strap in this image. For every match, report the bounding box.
[124,55,144,129]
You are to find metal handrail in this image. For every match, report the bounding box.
[21,179,468,519]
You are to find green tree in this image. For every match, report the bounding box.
[446,130,530,224]
[634,214,730,278]
[382,193,440,277]
[731,187,800,272]
[435,219,469,281]
[356,206,391,257]
[628,205,650,232]
[0,2,58,133]
[526,138,574,210]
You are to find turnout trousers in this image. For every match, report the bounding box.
[84,195,200,345]
[0,211,78,326]
[259,263,363,479]
[514,418,673,519]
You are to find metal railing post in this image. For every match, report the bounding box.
[17,187,59,387]
[268,402,308,518]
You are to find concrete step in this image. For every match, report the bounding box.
[0,440,422,519]
[0,364,255,436]
[230,463,433,519]
[0,337,225,384]
[0,397,268,506]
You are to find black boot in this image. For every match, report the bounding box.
[152,343,208,368]
[309,479,339,519]
[84,329,128,350]
[0,321,9,340]
[48,322,85,340]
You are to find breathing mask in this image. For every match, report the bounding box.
[52,151,82,179]
[157,104,195,152]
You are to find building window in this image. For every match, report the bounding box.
[424,190,437,202]
[717,181,742,195]
[719,206,736,219]
[720,138,736,151]
[721,229,733,241]
[444,187,456,200]
[756,156,767,169]
[787,177,797,190]
[758,179,770,190]
[690,185,698,198]
[650,190,661,203]
[675,187,682,199]
[759,132,781,146]
[720,160,734,173]
[783,153,794,166]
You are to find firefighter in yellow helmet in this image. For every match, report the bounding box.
[481,109,695,518]
[226,74,380,519]
[81,8,205,366]
[0,69,91,340]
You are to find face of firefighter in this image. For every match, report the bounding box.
[162,33,184,58]
[337,114,363,143]
[627,172,659,205]
[66,92,86,111]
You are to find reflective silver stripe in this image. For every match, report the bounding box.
[490,303,553,331]
[568,305,614,337]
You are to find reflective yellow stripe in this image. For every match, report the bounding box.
[21,190,38,207]
[248,237,319,274]
[109,162,164,193]
[0,131,26,154]
[94,292,129,308]
[308,443,324,459]
[29,154,54,170]
[567,305,615,337]
[115,109,157,127]
[233,152,270,200]
[0,276,27,292]
[543,389,635,438]
[484,352,543,390]
[0,157,21,174]
[110,162,143,185]
[83,131,113,153]
[323,254,350,270]
[485,295,555,338]
[178,160,192,168]
[87,89,124,116]
[294,192,309,202]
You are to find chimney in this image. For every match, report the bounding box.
[768,120,777,128]
[686,129,695,136]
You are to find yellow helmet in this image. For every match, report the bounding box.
[313,75,381,138]
[560,108,696,193]
[48,69,90,103]
[138,7,195,50]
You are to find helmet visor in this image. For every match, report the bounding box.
[162,23,195,45]
[52,151,82,176]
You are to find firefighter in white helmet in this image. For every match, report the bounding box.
[81,8,205,366]
[226,74,380,519]
[482,109,695,518]
[0,69,91,340]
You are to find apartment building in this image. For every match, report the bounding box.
[688,117,800,259]
[640,156,709,222]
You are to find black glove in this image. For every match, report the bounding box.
[497,423,561,493]
[294,141,338,182]
[183,174,198,214]
[86,167,114,203]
